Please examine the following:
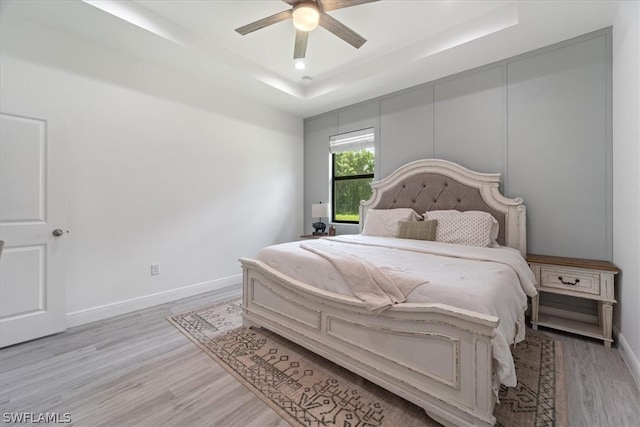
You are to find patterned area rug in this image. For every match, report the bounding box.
[168,298,568,427]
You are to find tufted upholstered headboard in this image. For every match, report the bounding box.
[359,159,527,255]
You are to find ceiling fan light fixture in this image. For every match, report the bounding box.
[292,2,320,32]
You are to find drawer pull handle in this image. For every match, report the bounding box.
[558,276,580,286]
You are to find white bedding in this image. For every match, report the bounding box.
[300,239,428,312]
[255,234,537,387]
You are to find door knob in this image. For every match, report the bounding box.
[52,229,64,237]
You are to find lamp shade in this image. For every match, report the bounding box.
[292,3,320,32]
[312,203,330,218]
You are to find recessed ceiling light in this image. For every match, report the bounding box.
[301,76,313,84]
[294,61,306,70]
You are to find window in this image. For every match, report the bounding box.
[330,128,375,223]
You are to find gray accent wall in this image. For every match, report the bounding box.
[379,87,433,178]
[304,114,337,233]
[507,34,610,261]
[433,66,506,177]
[304,28,612,262]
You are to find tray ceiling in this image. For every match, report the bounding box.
[0,0,623,117]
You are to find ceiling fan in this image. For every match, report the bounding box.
[235,0,379,60]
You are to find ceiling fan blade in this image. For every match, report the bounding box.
[319,0,379,12]
[318,12,366,49]
[281,0,298,5]
[294,30,309,59]
[235,10,293,35]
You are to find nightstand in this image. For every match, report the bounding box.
[299,234,326,239]
[528,254,620,347]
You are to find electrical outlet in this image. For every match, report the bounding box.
[151,263,160,275]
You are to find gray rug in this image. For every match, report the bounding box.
[168,297,567,427]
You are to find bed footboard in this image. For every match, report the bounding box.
[240,258,499,427]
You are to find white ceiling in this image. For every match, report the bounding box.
[1,0,623,118]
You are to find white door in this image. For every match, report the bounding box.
[0,101,67,347]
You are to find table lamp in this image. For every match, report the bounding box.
[311,202,330,235]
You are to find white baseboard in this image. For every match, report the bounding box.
[66,274,241,328]
[617,332,640,391]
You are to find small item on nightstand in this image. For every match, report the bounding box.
[328,225,336,236]
[311,202,330,236]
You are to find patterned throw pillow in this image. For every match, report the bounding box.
[424,210,498,247]
[397,220,438,241]
[362,209,421,237]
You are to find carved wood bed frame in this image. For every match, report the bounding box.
[239,159,527,427]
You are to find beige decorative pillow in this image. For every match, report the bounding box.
[397,220,437,241]
[424,210,498,247]
[362,209,422,237]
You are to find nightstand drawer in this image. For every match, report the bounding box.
[539,266,600,295]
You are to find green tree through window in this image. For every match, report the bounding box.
[332,148,375,223]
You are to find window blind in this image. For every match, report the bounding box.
[329,128,375,153]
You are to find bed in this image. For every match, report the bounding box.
[239,159,534,427]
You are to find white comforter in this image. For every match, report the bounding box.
[255,234,537,387]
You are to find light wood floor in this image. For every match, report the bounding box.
[1,285,639,427]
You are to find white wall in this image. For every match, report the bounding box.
[612,1,640,385]
[0,16,303,321]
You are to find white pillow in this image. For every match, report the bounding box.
[362,209,421,237]
[424,210,498,247]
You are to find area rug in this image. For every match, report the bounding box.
[168,298,568,427]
